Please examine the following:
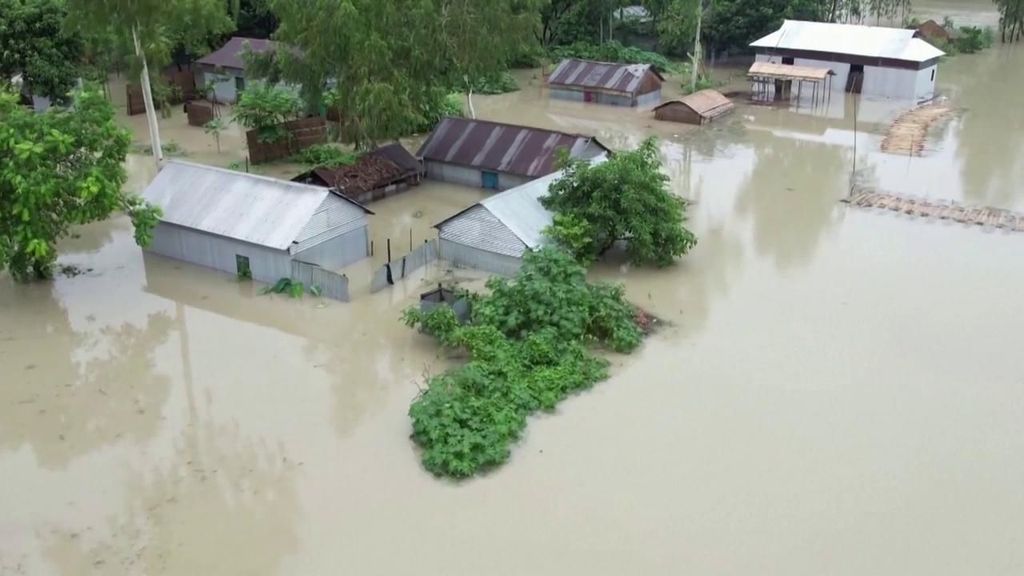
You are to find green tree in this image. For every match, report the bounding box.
[66,0,233,162]
[203,116,227,153]
[543,139,697,267]
[232,84,302,142]
[0,0,83,103]
[258,0,538,146]
[0,89,160,281]
[995,0,1024,41]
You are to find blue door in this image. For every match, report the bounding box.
[481,171,499,190]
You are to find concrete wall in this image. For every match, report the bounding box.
[439,239,524,277]
[148,221,292,283]
[292,226,369,271]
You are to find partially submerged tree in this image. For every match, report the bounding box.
[543,139,697,267]
[0,89,160,281]
[232,84,302,141]
[0,0,83,104]
[203,117,227,153]
[995,0,1024,41]
[66,0,233,163]
[257,0,538,146]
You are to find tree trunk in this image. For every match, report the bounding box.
[132,26,163,163]
[690,1,703,94]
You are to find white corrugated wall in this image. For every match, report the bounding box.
[148,221,292,283]
[439,239,524,277]
[291,227,368,271]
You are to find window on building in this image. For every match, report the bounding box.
[236,255,251,279]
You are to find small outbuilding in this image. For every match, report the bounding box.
[417,117,608,191]
[435,171,561,276]
[194,37,276,103]
[750,20,944,101]
[292,143,423,203]
[547,58,664,107]
[142,161,372,283]
[914,19,957,43]
[654,90,735,125]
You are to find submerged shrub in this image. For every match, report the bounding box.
[404,248,643,478]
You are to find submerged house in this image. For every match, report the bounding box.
[142,161,371,284]
[194,37,276,103]
[292,143,423,203]
[435,171,562,276]
[750,20,944,101]
[417,117,608,191]
[434,155,606,276]
[547,58,664,107]
[654,90,735,125]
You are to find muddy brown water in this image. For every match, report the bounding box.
[3,3,1024,574]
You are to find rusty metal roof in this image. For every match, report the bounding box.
[416,117,609,178]
[548,58,663,95]
[655,90,735,119]
[196,37,275,71]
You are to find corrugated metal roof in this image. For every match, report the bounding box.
[655,90,735,118]
[438,205,528,257]
[196,37,275,71]
[750,20,945,62]
[436,155,608,254]
[142,160,367,250]
[747,61,834,81]
[548,58,663,95]
[417,117,608,178]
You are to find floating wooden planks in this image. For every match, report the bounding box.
[881,103,954,156]
[843,191,1024,232]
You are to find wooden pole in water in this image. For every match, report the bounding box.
[409,229,413,252]
[387,238,392,263]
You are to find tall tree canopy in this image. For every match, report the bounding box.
[0,90,160,281]
[0,0,83,102]
[543,139,697,267]
[259,0,539,146]
[995,0,1024,41]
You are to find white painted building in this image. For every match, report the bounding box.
[751,20,945,101]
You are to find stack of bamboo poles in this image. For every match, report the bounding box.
[844,191,1024,232]
[881,103,954,156]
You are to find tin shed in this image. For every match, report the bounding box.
[547,58,664,107]
[654,90,735,125]
[194,37,276,103]
[417,117,608,191]
[142,161,372,283]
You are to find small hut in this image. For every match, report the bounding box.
[194,37,276,103]
[653,90,735,125]
[292,143,423,203]
[547,58,664,107]
[915,19,957,43]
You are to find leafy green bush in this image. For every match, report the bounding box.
[233,85,303,142]
[550,40,674,72]
[466,71,519,95]
[261,277,311,298]
[294,144,358,168]
[544,138,697,267]
[415,91,464,133]
[954,26,995,53]
[403,248,643,478]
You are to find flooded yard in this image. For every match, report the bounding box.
[3,2,1024,574]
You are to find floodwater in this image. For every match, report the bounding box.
[3,3,1024,574]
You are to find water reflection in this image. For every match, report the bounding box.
[736,132,847,271]
[0,281,173,469]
